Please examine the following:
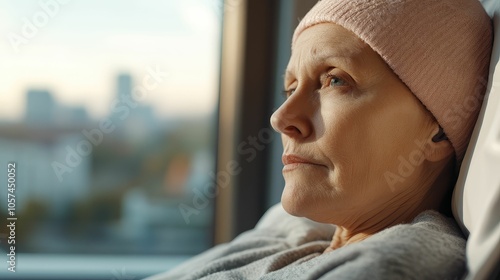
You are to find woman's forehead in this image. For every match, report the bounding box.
[286,23,375,79]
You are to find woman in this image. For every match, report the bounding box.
[148,0,492,279]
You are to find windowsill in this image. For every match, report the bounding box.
[0,253,190,280]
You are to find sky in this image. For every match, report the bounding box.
[0,0,222,120]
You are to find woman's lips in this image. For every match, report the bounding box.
[282,154,324,171]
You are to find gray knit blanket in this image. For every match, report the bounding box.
[146,204,466,280]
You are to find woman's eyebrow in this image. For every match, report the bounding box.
[294,54,353,76]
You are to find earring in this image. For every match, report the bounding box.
[432,126,448,143]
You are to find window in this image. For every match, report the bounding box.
[0,0,222,278]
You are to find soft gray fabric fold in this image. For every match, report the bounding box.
[146,204,465,280]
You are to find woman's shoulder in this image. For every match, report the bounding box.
[379,210,466,277]
[377,210,466,247]
[263,210,466,280]
[410,210,466,238]
[328,210,466,279]
[361,210,466,264]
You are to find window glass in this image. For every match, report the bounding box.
[0,0,221,257]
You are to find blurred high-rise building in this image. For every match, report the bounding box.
[25,89,56,124]
[117,73,132,100]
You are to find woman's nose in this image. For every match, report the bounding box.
[270,94,313,139]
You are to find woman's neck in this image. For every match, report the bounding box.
[324,159,454,253]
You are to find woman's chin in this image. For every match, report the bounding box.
[280,183,311,217]
[280,180,346,223]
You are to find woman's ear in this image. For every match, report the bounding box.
[424,126,454,162]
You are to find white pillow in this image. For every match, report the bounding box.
[452,0,500,278]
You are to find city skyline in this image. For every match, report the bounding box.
[21,72,163,126]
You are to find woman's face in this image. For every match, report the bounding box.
[271,23,438,224]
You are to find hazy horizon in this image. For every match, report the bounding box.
[0,0,221,121]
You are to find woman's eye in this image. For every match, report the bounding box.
[283,88,296,99]
[328,75,347,87]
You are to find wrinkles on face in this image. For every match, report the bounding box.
[271,23,451,246]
